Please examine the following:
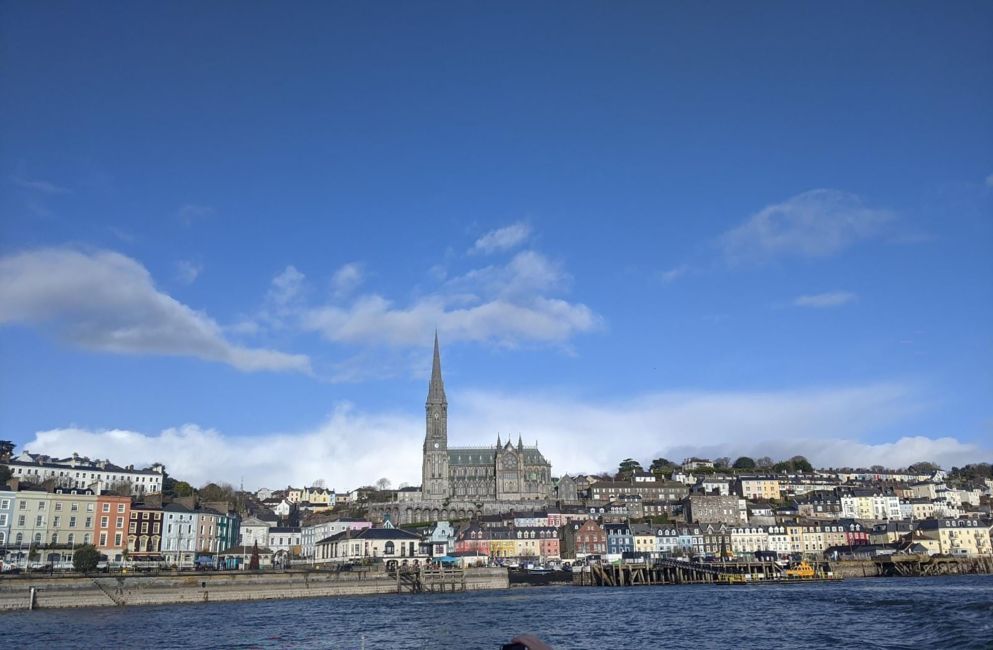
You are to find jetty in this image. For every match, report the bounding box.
[574,559,836,587]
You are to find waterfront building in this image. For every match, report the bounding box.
[38,487,96,565]
[314,525,425,564]
[0,486,15,552]
[559,519,605,559]
[95,493,130,564]
[510,526,559,560]
[161,502,197,567]
[217,544,274,569]
[301,516,371,561]
[268,526,302,560]
[454,522,491,557]
[730,526,769,558]
[128,503,163,560]
[630,523,657,557]
[2,452,164,496]
[239,515,271,548]
[915,519,993,557]
[655,526,680,556]
[604,523,633,556]
[682,458,714,471]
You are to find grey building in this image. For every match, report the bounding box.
[421,333,552,503]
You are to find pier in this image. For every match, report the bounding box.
[574,559,835,587]
[393,566,467,594]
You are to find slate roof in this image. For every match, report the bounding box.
[447,446,550,467]
[316,527,422,545]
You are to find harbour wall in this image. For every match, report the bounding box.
[0,567,509,611]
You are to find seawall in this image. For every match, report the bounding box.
[0,567,509,611]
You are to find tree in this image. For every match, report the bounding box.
[249,541,260,570]
[650,458,675,474]
[73,544,101,573]
[789,456,813,472]
[733,457,756,470]
[0,464,11,486]
[106,480,133,496]
[907,462,940,475]
[756,456,774,469]
[617,458,643,480]
[375,477,392,491]
[0,440,14,460]
[714,457,731,469]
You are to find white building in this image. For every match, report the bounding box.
[3,452,164,496]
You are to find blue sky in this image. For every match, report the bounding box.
[1,2,991,489]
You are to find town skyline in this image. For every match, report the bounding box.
[2,3,991,490]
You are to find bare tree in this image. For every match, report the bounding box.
[375,477,392,491]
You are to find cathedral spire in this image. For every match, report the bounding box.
[496,433,501,447]
[427,330,446,404]
[517,434,523,450]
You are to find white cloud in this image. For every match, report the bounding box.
[11,175,71,195]
[659,264,690,284]
[175,260,202,285]
[20,382,985,490]
[267,265,306,307]
[0,248,310,374]
[176,204,214,225]
[470,222,532,255]
[793,290,858,308]
[719,189,894,264]
[330,262,364,298]
[303,250,599,348]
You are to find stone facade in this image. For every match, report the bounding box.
[370,334,553,525]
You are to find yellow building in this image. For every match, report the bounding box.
[738,477,782,501]
[916,519,993,557]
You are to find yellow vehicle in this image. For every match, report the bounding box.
[784,561,815,579]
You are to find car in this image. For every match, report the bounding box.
[28,562,52,572]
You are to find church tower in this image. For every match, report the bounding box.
[422,332,450,501]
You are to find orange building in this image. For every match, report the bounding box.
[96,494,131,563]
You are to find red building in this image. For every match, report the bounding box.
[96,494,131,563]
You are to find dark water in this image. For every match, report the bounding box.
[6,576,993,649]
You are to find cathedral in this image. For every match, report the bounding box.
[422,333,553,503]
[369,334,554,525]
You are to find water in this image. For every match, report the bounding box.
[5,576,993,649]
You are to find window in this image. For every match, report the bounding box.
[55,502,63,511]
[0,514,5,526]
[118,504,126,513]
[38,501,46,511]
[54,516,61,527]
[36,515,43,527]
[129,522,137,533]
[101,516,109,528]
[114,533,122,546]
[69,516,77,528]
[103,503,110,513]
[141,522,148,534]
[71,502,78,512]
[87,503,94,512]
[51,533,58,544]
[100,532,108,546]
[116,517,124,528]
[19,501,26,510]
[85,517,92,528]
[67,533,75,544]
[17,515,25,526]
[84,533,91,544]
[15,532,23,545]
[0,499,8,509]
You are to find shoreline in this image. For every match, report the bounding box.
[0,567,509,612]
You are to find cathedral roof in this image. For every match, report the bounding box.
[447,446,551,467]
